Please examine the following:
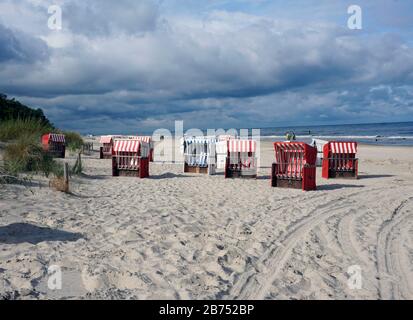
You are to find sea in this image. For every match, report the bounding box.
[258,121,413,146]
[102,121,413,146]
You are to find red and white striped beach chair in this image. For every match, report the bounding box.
[134,136,154,162]
[99,136,114,159]
[322,141,358,179]
[111,138,150,178]
[41,133,66,158]
[271,142,317,191]
[224,139,257,178]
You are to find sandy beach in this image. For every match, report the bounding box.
[1,140,413,300]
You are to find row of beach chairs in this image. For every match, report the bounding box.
[271,141,358,191]
[106,136,358,191]
[43,132,359,191]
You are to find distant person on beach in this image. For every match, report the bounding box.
[285,131,296,141]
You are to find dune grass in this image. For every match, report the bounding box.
[0,117,53,142]
[0,118,83,188]
[63,131,84,152]
[0,119,64,183]
[3,134,63,178]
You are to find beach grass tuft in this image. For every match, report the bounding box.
[3,134,63,178]
[63,131,84,152]
[0,118,53,142]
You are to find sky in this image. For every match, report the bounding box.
[0,0,413,134]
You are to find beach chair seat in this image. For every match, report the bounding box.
[198,152,208,167]
[225,139,257,178]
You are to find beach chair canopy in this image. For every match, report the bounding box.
[325,141,357,154]
[274,142,317,166]
[228,139,256,153]
[137,136,154,149]
[112,139,150,157]
[100,135,113,144]
[184,136,216,144]
[182,136,217,152]
[133,136,152,143]
[43,133,65,144]
[183,136,217,154]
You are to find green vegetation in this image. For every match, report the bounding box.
[63,131,84,152]
[0,117,53,142]
[0,93,54,142]
[3,135,63,178]
[0,164,31,186]
[0,93,83,185]
[0,93,52,126]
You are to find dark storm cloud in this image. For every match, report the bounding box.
[0,24,49,63]
[0,0,413,133]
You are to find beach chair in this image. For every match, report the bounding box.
[271,142,317,191]
[99,135,114,159]
[41,133,66,158]
[135,136,154,162]
[111,138,150,178]
[224,139,257,178]
[322,141,358,179]
[182,136,217,175]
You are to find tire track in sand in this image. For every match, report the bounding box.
[376,197,413,300]
[226,187,390,300]
[336,208,371,267]
[227,198,350,299]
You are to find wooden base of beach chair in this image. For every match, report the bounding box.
[272,177,303,189]
[112,158,149,178]
[271,163,316,191]
[225,170,256,179]
[118,170,139,177]
[322,159,358,179]
[112,169,149,178]
[224,157,257,178]
[322,155,358,180]
[184,163,208,174]
[327,170,358,179]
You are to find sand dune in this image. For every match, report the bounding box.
[1,141,413,299]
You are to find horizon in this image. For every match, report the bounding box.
[78,120,413,137]
[1,1,413,133]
